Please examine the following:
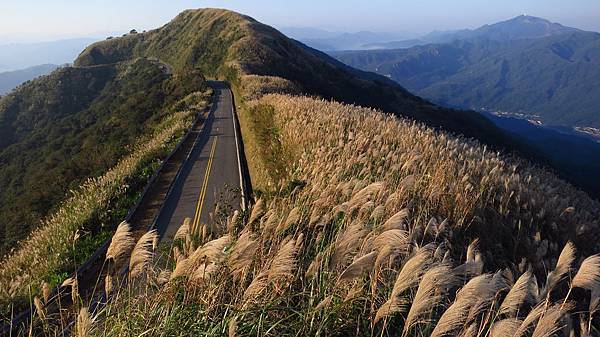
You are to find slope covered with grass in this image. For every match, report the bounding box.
[55,90,600,336]
[0,58,205,257]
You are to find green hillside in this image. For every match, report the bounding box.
[0,58,205,256]
[74,8,508,146]
[333,31,600,128]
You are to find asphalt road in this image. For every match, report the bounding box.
[155,81,242,239]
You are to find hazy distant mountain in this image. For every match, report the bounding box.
[333,16,600,128]
[0,64,59,95]
[0,38,97,72]
[362,15,582,49]
[282,27,406,50]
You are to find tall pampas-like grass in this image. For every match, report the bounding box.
[531,302,574,337]
[228,231,258,282]
[499,271,537,316]
[276,207,301,233]
[514,302,547,336]
[174,218,191,241]
[33,296,45,320]
[430,273,505,337]
[76,307,94,337]
[247,199,265,225]
[571,255,600,291]
[106,221,135,265]
[489,318,522,337]
[330,222,367,270]
[544,242,576,298]
[188,235,231,268]
[381,209,409,231]
[129,230,159,279]
[337,251,377,284]
[244,236,299,301]
[403,264,456,335]
[268,237,298,283]
[391,245,435,297]
[375,246,436,321]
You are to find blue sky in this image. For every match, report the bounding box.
[2,0,599,41]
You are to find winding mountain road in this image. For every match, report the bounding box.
[1,80,250,336]
[154,81,246,238]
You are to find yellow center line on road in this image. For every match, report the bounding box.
[192,136,218,234]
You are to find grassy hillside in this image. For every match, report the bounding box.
[333,31,600,128]
[0,58,206,257]
[0,72,210,322]
[74,8,509,147]
[45,91,600,336]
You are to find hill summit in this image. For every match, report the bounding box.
[75,8,507,145]
[468,14,581,41]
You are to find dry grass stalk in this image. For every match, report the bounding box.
[306,251,325,279]
[106,221,135,265]
[243,271,268,301]
[33,296,45,320]
[76,307,94,337]
[41,282,51,303]
[129,230,159,279]
[315,295,333,311]
[105,275,113,296]
[337,251,377,284]
[276,207,301,233]
[531,302,574,337]
[391,245,434,298]
[248,199,265,225]
[458,323,478,337]
[62,277,79,304]
[374,298,408,323]
[188,235,231,268]
[381,209,409,231]
[514,302,547,336]
[170,257,192,280]
[431,273,505,337]
[174,218,191,241]
[403,264,456,335]
[572,255,600,291]
[228,231,258,281]
[466,238,479,262]
[489,318,522,337]
[499,271,537,316]
[372,229,409,252]
[228,211,240,233]
[330,222,367,270]
[228,317,238,337]
[268,238,298,282]
[545,242,576,297]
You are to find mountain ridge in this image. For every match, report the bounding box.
[333,29,600,128]
[363,15,584,49]
[75,8,508,146]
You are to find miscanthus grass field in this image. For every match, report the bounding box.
[7,78,600,336]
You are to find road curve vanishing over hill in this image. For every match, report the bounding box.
[154,81,248,239]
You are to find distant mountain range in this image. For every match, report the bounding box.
[0,64,59,95]
[0,38,97,72]
[281,27,406,51]
[333,15,600,128]
[363,15,581,49]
